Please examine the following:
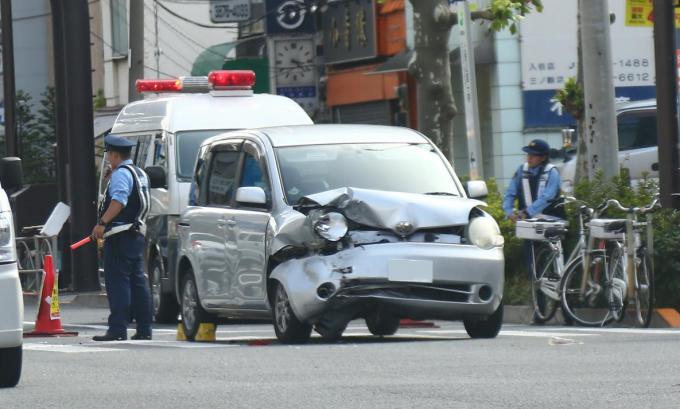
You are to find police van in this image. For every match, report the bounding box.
[99,70,313,322]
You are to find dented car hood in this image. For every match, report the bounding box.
[270,187,485,254]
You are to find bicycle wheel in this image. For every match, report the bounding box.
[633,249,654,328]
[607,246,627,323]
[561,255,616,327]
[531,243,559,323]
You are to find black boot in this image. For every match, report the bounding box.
[93,332,127,341]
[131,332,152,340]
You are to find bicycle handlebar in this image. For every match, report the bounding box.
[597,196,660,215]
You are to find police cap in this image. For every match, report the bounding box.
[521,139,550,156]
[104,135,135,153]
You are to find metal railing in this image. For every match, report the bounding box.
[16,225,58,293]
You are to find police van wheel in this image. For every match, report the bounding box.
[0,346,22,388]
[149,256,179,323]
[181,273,211,341]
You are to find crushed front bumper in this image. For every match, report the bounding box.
[270,242,504,323]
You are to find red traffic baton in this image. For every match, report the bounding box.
[70,236,93,250]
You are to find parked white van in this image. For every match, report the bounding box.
[0,157,23,388]
[99,71,313,322]
[559,99,658,191]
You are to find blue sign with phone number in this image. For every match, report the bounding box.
[523,86,656,128]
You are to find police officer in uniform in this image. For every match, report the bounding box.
[92,135,153,341]
[503,139,564,324]
[503,139,564,221]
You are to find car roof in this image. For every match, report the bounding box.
[110,92,312,134]
[616,98,655,112]
[252,124,429,147]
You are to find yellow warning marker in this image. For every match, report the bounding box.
[196,323,216,342]
[176,322,215,341]
[656,308,680,328]
[176,323,187,341]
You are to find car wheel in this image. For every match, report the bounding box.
[149,256,179,323]
[365,309,399,336]
[464,302,503,339]
[181,272,212,341]
[0,346,22,388]
[272,281,312,344]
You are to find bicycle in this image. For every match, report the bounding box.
[515,196,592,323]
[561,195,659,327]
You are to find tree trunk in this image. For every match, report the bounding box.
[408,0,457,160]
[580,0,619,180]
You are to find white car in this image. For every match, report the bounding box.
[560,99,658,191]
[0,158,23,388]
[177,124,505,344]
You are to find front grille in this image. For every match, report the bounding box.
[340,281,472,303]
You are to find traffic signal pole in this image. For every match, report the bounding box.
[653,0,680,209]
[1,0,17,157]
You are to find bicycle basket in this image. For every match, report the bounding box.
[588,219,626,240]
[515,219,567,241]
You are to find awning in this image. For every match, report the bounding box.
[369,42,495,75]
[191,42,236,76]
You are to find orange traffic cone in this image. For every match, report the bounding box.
[24,255,78,337]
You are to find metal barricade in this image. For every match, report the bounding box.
[16,225,58,293]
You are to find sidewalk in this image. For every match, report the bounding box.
[22,293,680,328]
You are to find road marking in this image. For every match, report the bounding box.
[24,344,123,353]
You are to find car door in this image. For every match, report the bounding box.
[617,109,658,180]
[223,140,271,310]
[190,140,242,308]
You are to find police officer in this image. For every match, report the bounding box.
[503,139,564,221]
[92,135,153,341]
[503,139,564,324]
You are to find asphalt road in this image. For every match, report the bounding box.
[4,305,680,408]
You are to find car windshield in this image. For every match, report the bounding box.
[176,130,230,180]
[276,143,461,204]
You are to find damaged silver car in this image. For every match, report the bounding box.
[176,124,505,343]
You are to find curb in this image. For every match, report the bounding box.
[503,305,679,328]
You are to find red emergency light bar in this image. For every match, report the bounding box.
[208,70,256,89]
[136,79,182,93]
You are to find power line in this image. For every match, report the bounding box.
[155,0,238,30]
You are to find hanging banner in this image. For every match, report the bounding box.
[625,0,680,27]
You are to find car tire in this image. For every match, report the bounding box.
[463,302,503,339]
[365,309,399,336]
[0,346,22,388]
[180,272,213,341]
[272,281,312,344]
[149,256,179,323]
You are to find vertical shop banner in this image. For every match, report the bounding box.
[625,0,680,27]
[521,0,657,128]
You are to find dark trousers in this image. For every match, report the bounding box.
[103,231,152,336]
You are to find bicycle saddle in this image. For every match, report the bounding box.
[604,220,626,233]
[544,226,567,240]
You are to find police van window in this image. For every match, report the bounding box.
[176,130,232,180]
[239,152,271,205]
[132,134,153,168]
[153,138,167,168]
[617,111,657,151]
[207,151,239,206]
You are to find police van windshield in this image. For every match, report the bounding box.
[176,130,229,180]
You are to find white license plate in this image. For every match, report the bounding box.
[388,259,433,283]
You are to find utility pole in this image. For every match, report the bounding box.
[61,0,100,291]
[580,0,619,180]
[1,0,17,156]
[128,0,144,101]
[50,0,73,288]
[154,1,160,79]
[653,0,680,209]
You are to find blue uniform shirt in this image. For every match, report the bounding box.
[503,164,561,218]
[109,159,149,206]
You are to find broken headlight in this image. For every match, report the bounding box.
[313,212,348,242]
[467,215,504,250]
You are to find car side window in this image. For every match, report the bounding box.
[617,111,657,151]
[153,137,167,168]
[207,151,240,206]
[239,152,271,203]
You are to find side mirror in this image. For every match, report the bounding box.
[0,157,23,191]
[236,186,267,205]
[466,180,488,199]
[145,166,167,189]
